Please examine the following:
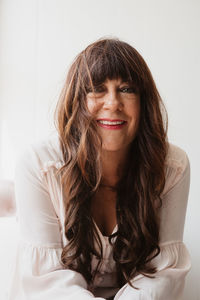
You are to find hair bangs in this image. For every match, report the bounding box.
[82,42,141,93]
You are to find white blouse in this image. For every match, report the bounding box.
[7,134,191,300]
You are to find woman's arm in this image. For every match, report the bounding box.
[8,145,105,300]
[114,147,191,300]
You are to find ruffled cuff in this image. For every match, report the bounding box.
[8,241,105,300]
[114,241,191,300]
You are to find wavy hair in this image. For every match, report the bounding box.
[54,38,168,288]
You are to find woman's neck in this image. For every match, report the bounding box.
[100,149,129,187]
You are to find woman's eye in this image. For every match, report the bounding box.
[94,86,104,93]
[120,87,136,93]
[87,86,104,94]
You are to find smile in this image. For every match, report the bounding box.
[97,119,127,130]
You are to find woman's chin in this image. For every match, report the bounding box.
[101,143,130,154]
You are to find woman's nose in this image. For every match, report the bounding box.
[103,91,123,111]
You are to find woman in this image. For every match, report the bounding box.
[8,38,191,300]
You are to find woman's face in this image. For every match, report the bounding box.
[86,78,140,153]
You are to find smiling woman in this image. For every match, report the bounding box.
[8,38,191,300]
[86,79,140,153]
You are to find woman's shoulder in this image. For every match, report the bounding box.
[162,142,190,196]
[16,132,65,173]
[165,142,189,169]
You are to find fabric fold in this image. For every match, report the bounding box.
[114,241,191,300]
[8,241,105,300]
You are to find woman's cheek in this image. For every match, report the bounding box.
[86,98,98,114]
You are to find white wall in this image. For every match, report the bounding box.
[0,0,199,299]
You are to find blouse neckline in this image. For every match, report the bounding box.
[93,219,118,240]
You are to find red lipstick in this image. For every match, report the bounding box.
[96,118,127,130]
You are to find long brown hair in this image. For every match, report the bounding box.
[54,38,168,288]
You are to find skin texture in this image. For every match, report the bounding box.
[86,78,140,154]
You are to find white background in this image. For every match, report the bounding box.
[0,0,199,299]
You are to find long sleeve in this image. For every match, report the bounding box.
[114,144,191,300]
[8,144,105,300]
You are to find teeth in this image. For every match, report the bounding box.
[98,120,124,125]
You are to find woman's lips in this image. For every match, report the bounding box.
[96,119,127,130]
